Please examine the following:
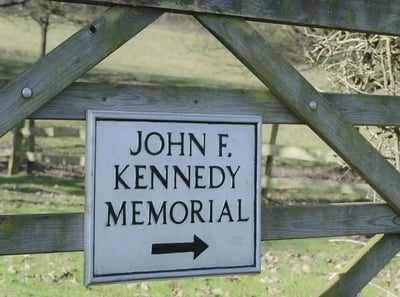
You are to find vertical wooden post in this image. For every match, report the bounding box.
[263,124,279,199]
[265,124,279,177]
[26,119,35,173]
[394,128,400,172]
[8,122,25,175]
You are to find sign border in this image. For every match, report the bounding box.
[84,111,261,285]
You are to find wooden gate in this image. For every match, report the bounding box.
[2,1,400,295]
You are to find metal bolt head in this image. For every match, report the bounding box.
[21,87,33,99]
[308,100,318,111]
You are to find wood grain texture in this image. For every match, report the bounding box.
[23,82,400,126]
[196,15,400,215]
[55,0,400,36]
[319,234,400,297]
[7,122,24,175]
[0,213,83,255]
[262,203,400,240]
[0,7,162,137]
[1,204,399,255]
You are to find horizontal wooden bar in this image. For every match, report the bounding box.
[24,82,400,126]
[1,203,399,255]
[25,153,85,167]
[57,0,400,36]
[21,126,84,138]
[0,213,83,255]
[262,203,400,240]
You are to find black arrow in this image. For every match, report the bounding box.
[151,234,208,260]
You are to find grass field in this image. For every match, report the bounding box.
[0,10,398,297]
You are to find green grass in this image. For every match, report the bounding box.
[0,174,84,214]
[0,12,396,297]
[1,237,398,297]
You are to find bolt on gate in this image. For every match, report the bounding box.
[1,1,400,296]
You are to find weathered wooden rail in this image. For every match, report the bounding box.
[23,82,400,126]
[1,203,400,255]
[4,125,85,170]
[2,1,400,296]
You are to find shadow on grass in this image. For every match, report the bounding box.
[0,48,250,89]
[0,173,84,197]
[0,49,36,79]
[84,67,250,88]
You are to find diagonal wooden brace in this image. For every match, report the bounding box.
[196,14,400,297]
[318,234,400,297]
[196,14,400,215]
[0,6,162,137]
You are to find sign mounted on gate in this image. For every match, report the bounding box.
[84,111,261,285]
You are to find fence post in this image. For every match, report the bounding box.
[7,121,25,175]
[26,119,35,173]
[263,124,279,199]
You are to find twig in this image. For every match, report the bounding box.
[368,282,398,297]
[328,238,367,246]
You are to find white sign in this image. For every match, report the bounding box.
[84,111,261,285]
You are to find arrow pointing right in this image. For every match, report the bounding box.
[151,234,209,260]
